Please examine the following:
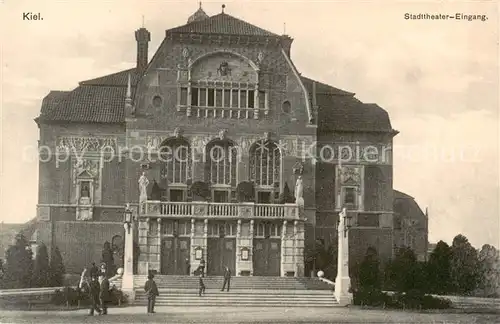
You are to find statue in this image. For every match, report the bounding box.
[81,184,90,198]
[295,176,304,206]
[139,172,149,203]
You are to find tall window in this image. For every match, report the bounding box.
[160,138,191,184]
[205,139,237,186]
[187,85,259,109]
[250,140,281,187]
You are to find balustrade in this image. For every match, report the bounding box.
[143,201,298,219]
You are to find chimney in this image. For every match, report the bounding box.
[135,27,151,74]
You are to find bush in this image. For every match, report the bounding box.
[278,182,295,204]
[51,286,128,307]
[353,288,452,310]
[32,243,50,287]
[49,247,65,287]
[353,287,392,307]
[3,234,33,289]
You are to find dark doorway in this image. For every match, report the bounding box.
[253,238,281,276]
[161,237,190,275]
[257,191,272,204]
[213,190,229,203]
[170,189,184,202]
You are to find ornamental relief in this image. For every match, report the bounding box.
[72,158,100,185]
[339,165,362,186]
[191,53,257,83]
[57,136,117,153]
[143,134,314,158]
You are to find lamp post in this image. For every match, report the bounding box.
[123,205,133,234]
[334,207,353,306]
[121,203,135,300]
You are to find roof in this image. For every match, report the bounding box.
[316,92,393,133]
[37,68,139,124]
[394,190,415,200]
[301,76,354,96]
[168,12,279,37]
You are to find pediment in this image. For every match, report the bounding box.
[77,170,94,179]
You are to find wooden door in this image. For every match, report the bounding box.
[207,238,236,276]
[161,237,190,275]
[253,238,281,276]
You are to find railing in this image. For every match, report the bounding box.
[144,201,299,219]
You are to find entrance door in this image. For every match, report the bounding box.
[207,238,236,276]
[161,237,190,275]
[253,238,281,276]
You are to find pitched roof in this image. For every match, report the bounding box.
[394,190,415,200]
[316,92,393,133]
[37,68,139,124]
[168,12,279,37]
[301,76,354,96]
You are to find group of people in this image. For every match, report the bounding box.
[78,262,111,316]
[143,260,232,313]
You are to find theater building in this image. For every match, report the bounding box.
[34,5,400,276]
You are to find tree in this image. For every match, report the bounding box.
[278,182,295,204]
[3,233,33,288]
[101,241,115,277]
[385,247,419,293]
[49,246,65,287]
[32,243,50,287]
[427,240,453,294]
[478,244,500,297]
[450,234,481,295]
[359,247,381,289]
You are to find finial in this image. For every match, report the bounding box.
[199,1,202,9]
[222,4,226,13]
[283,22,286,35]
[142,15,145,28]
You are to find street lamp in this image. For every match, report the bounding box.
[338,207,354,237]
[123,203,133,234]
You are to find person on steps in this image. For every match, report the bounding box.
[198,273,206,297]
[144,274,159,313]
[98,274,110,315]
[221,266,231,292]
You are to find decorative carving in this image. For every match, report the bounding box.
[37,206,50,221]
[173,127,184,138]
[340,166,361,185]
[73,158,99,185]
[293,162,304,175]
[218,129,228,140]
[295,176,304,206]
[193,204,208,216]
[238,205,253,218]
[257,51,264,64]
[263,132,271,141]
[57,137,117,153]
[76,207,93,221]
[182,48,190,59]
[146,135,169,151]
[217,61,232,76]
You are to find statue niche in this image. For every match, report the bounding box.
[76,170,95,221]
[190,53,258,83]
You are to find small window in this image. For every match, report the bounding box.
[282,100,291,114]
[199,88,207,106]
[208,89,215,106]
[180,88,188,105]
[152,95,163,108]
[248,90,255,108]
[191,88,199,106]
[231,90,239,108]
[343,187,356,207]
[259,91,266,109]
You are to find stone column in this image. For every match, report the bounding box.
[137,217,149,275]
[293,221,298,277]
[122,220,135,300]
[235,219,241,276]
[335,208,353,306]
[280,220,287,277]
[203,218,208,263]
[157,218,162,271]
[189,218,195,276]
[249,219,254,276]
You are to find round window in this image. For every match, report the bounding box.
[282,100,291,114]
[152,95,163,107]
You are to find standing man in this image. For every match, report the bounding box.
[198,273,206,297]
[89,262,99,278]
[144,274,159,313]
[87,275,102,316]
[221,266,231,292]
[98,274,110,315]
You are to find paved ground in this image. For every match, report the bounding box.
[0,306,498,324]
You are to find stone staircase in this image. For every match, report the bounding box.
[129,275,338,307]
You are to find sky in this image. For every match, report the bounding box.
[0,0,498,249]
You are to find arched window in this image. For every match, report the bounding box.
[160,137,192,201]
[250,140,281,203]
[205,139,238,202]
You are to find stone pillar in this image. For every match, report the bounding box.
[249,219,254,276]
[189,218,195,276]
[137,217,149,275]
[122,220,135,300]
[335,208,353,306]
[280,220,287,277]
[157,218,162,271]
[235,219,241,276]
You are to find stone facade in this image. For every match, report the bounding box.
[34,6,405,275]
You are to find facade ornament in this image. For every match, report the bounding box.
[138,172,150,204]
[182,48,190,59]
[257,51,264,64]
[340,166,361,185]
[173,127,184,139]
[263,132,271,141]
[293,161,304,175]
[218,129,228,140]
[217,61,232,77]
